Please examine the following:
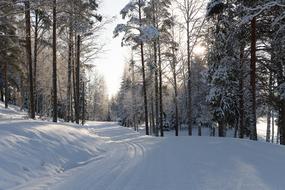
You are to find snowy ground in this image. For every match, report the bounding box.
[1,104,285,190]
[0,103,27,120]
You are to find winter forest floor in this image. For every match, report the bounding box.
[1,103,285,190]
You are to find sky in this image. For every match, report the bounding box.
[94,0,130,98]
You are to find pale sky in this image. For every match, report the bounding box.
[95,0,130,98]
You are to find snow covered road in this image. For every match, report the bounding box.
[2,121,285,190]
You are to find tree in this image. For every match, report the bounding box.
[25,0,35,119]
[206,0,240,137]
[114,0,159,135]
[52,0,57,122]
[175,0,205,136]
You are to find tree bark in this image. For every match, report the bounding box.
[249,16,257,140]
[66,23,73,122]
[218,121,224,137]
[0,88,4,102]
[139,0,149,135]
[52,0,57,122]
[34,9,38,113]
[75,35,81,124]
[186,19,192,136]
[152,0,159,137]
[25,0,35,119]
[266,72,273,142]
[239,45,245,138]
[171,48,179,136]
[72,44,76,122]
[158,37,163,137]
[82,81,85,125]
[150,95,155,135]
[4,61,8,108]
[130,57,137,131]
[266,107,271,142]
[271,110,275,143]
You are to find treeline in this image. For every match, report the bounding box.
[0,0,108,123]
[111,0,285,144]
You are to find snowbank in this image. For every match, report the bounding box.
[0,120,105,189]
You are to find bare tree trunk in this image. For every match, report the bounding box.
[186,19,192,136]
[218,121,224,137]
[266,107,271,142]
[52,0,57,122]
[152,1,159,137]
[130,57,137,131]
[139,0,149,135]
[249,17,257,140]
[72,48,76,123]
[66,23,73,122]
[150,95,155,135]
[271,110,275,143]
[279,101,285,145]
[198,125,202,136]
[34,9,38,113]
[75,35,81,124]
[25,0,35,119]
[82,81,85,125]
[158,37,163,137]
[266,72,273,142]
[0,88,4,102]
[154,45,159,136]
[239,45,245,138]
[4,61,8,108]
[171,48,179,136]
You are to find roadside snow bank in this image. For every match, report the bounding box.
[0,120,105,189]
[0,103,27,120]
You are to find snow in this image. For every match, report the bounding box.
[1,103,285,189]
[278,82,285,100]
[0,103,27,120]
[139,25,159,42]
[120,2,136,19]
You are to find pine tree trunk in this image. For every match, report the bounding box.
[0,88,4,102]
[75,35,81,124]
[150,95,155,135]
[34,9,38,114]
[158,37,163,137]
[154,45,159,136]
[72,49,76,122]
[239,45,245,138]
[186,20,192,136]
[249,16,257,140]
[52,0,57,122]
[139,0,149,135]
[66,24,73,122]
[152,1,159,137]
[266,107,271,142]
[4,61,8,108]
[82,81,85,125]
[266,72,273,142]
[171,48,179,136]
[279,101,285,145]
[130,57,137,131]
[25,0,35,119]
[271,110,275,143]
[198,125,202,136]
[218,121,224,137]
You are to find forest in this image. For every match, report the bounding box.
[1,0,285,144]
[1,0,285,189]
[112,0,285,144]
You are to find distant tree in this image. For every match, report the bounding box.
[114,0,159,135]
[24,0,35,119]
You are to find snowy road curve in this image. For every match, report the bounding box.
[11,122,285,190]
